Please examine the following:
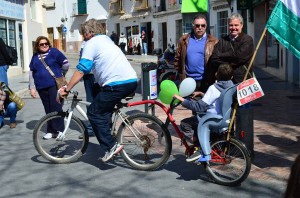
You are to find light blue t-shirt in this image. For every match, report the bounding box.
[77,35,137,86]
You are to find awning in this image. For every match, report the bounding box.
[119,12,149,20]
[181,0,208,13]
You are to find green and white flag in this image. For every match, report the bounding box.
[181,0,208,13]
[266,0,300,59]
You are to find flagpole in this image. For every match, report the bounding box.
[226,28,267,142]
[243,28,267,81]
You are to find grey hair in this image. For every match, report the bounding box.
[228,13,243,25]
[193,14,207,23]
[81,19,105,36]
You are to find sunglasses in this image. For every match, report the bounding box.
[39,42,49,47]
[194,24,206,28]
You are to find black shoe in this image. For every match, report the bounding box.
[0,122,3,129]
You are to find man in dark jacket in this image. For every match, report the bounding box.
[0,38,12,85]
[208,13,254,84]
[174,14,218,92]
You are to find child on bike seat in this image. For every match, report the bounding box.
[173,63,234,162]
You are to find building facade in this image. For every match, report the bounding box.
[0,0,49,77]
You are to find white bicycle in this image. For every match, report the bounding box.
[33,90,171,169]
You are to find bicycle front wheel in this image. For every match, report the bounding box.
[206,138,251,186]
[33,112,89,163]
[117,113,172,171]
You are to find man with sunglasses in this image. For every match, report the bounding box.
[175,14,218,151]
[175,14,218,93]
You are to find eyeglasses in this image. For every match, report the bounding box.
[39,43,49,47]
[194,24,206,28]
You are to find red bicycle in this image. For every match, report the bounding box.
[118,88,251,186]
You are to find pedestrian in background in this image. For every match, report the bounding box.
[29,36,69,139]
[208,13,254,85]
[60,18,137,162]
[140,30,147,55]
[208,13,255,157]
[119,32,127,54]
[174,14,218,93]
[0,82,17,129]
[285,153,300,198]
[0,37,12,85]
[110,31,119,46]
[175,14,218,148]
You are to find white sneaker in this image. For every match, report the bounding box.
[43,133,58,140]
[101,143,124,162]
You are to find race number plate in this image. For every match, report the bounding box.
[237,77,264,106]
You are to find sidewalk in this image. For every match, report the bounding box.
[8,56,300,185]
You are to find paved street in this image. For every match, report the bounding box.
[0,55,299,197]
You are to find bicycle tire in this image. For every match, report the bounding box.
[33,112,89,163]
[117,113,172,171]
[206,138,251,186]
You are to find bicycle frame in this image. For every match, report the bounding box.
[56,93,145,144]
[127,99,194,155]
[56,95,90,141]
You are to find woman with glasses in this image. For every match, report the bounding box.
[29,36,69,139]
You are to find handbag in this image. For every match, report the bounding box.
[39,55,67,89]
[5,85,25,111]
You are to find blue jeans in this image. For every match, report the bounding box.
[87,82,137,151]
[0,65,8,85]
[142,42,147,54]
[0,102,17,124]
[83,74,101,135]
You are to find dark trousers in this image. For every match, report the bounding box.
[37,86,64,133]
[87,82,137,151]
[83,74,101,103]
[83,74,101,135]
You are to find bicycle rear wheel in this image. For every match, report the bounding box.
[33,112,89,163]
[206,138,251,186]
[117,113,172,171]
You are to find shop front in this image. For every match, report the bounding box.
[0,0,24,77]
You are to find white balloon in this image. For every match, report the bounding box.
[179,77,196,97]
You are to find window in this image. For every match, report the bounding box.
[217,11,228,38]
[30,0,37,20]
[8,20,16,48]
[78,0,87,15]
[0,19,7,44]
[132,25,139,35]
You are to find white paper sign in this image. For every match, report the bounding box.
[149,69,157,99]
[237,77,264,106]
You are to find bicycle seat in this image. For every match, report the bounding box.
[196,84,237,156]
[125,92,135,101]
[197,84,237,132]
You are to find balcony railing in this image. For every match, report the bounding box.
[133,0,150,12]
[109,0,125,16]
[42,0,55,9]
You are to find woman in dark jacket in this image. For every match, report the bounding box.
[29,36,69,139]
